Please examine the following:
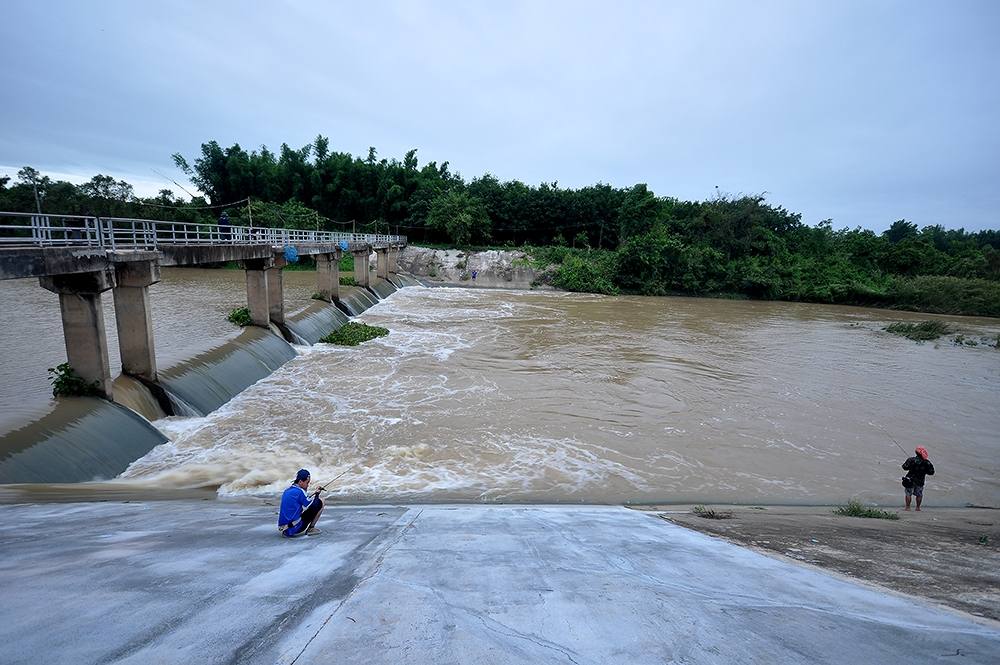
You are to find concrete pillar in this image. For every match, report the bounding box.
[241,257,272,327]
[389,247,400,273]
[39,268,117,399]
[267,255,288,325]
[353,248,371,288]
[315,251,340,302]
[375,247,389,280]
[112,260,160,382]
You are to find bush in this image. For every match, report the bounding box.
[833,500,899,520]
[692,505,733,520]
[527,244,575,268]
[553,253,619,295]
[227,307,252,326]
[883,276,1000,317]
[48,362,102,397]
[320,322,389,346]
[884,320,952,341]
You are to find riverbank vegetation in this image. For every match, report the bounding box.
[833,500,899,520]
[48,363,102,398]
[320,322,388,346]
[227,307,252,327]
[692,505,733,520]
[884,320,952,341]
[3,136,998,316]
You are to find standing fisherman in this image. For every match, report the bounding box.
[902,447,935,511]
[218,210,231,241]
[278,469,325,537]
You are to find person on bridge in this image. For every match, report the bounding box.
[278,469,325,537]
[218,211,231,241]
[901,446,935,511]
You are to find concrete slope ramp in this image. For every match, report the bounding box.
[337,285,379,316]
[369,277,397,300]
[284,301,350,345]
[156,326,296,417]
[0,504,996,664]
[387,272,423,288]
[0,397,168,483]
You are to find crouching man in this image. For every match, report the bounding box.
[278,469,324,537]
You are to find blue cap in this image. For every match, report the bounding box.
[295,469,311,482]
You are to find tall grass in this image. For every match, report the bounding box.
[833,500,899,520]
[692,505,733,520]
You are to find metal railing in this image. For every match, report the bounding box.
[0,212,405,250]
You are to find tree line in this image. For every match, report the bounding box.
[2,135,998,315]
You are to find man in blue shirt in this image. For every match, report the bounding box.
[278,469,325,537]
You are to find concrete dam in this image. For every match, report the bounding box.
[0,211,419,484]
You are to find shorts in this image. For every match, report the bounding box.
[905,484,924,498]
[281,498,323,537]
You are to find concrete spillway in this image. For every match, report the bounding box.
[337,285,380,315]
[0,397,168,483]
[369,277,398,300]
[388,273,422,288]
[157,326,298,417]
[0,270,417,484]
[284,301,351,345]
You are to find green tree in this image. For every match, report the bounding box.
[616,184,663,240]
[427,190,491,246]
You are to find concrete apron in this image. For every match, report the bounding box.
[0,504,996,665]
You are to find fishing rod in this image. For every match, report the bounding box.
[311,469,351,499]
[870,422,909,456]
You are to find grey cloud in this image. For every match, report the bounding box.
[1,0,997,230]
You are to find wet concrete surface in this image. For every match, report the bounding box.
[643,504,1000,621]
[1,503,997,664]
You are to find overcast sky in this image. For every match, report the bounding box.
[1,1,997,231]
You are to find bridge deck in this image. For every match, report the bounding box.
[0,211,405,280]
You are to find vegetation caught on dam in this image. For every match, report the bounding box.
[3,136,999,316]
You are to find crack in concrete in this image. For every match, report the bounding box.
[472,612,582,665]
[288,508,424,665]
[386,573,585,665]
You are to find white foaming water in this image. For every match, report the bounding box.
[121,287,1000,506]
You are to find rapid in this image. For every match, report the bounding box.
[2,269,998,505]
[112,284,999,506]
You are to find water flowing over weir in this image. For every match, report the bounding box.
[2,276,999,505]
[157,327,299,417]
[0,398,168,483]
[388,273,422,288]
[0,324,306,483]
[0,267,399,484]
[369,277,398,300]
[119,287,1000,507]
[284,302,351,345]
[337,285,380,315]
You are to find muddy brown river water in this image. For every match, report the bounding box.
[2,271,998,505]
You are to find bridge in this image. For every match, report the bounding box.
[0,211,407,400]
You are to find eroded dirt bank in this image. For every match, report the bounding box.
[636,504,1000,622]
[397,246,550,289]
